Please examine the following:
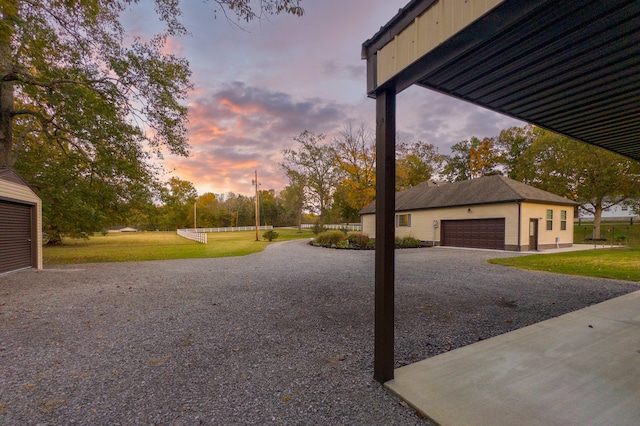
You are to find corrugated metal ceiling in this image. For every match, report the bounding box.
[364,0,640,161]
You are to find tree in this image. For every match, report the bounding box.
[396,141,445,190]
[194,192,223,228]
[280,130,341,224]
[515,128,640,239]
[494,125,536,178]
[13,122,159,243]
[1,0,303,238]
[332,124,376,219]
[257,189,281,227]
[443,137,499,182]
[279,173,305,231]
[222,192,254,227]
[158,177,197,229]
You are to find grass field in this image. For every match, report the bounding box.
[44,229,314,265]
[489,247,640,282]
[44,224,640,282]
[487,222,640,282]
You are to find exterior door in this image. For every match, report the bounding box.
[529,219,538,251]
[441,218,505,250]
[0,200,33,274]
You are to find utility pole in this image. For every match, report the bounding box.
[194,202,197,230]
[254,170,260,241]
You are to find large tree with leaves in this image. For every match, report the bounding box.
[280,130,341,224]
[515,129,640,239]
[1,0,303,241]
[396,140,445,190]
[493,125,536,179]
[443,136,499,182]
[332,124,376,220]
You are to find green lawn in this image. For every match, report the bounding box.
[574,221,640,246]
[488,223,640,282]
[489,246,640,282]
[44,229,314,265]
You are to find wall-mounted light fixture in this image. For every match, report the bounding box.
[467,208,472,213]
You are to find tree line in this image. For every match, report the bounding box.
[16,120,639,244]
[280,124,640,239]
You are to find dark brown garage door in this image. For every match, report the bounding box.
[0,200,33,274]
[441,218,505,250]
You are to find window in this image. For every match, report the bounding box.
[622,205,628,211]
[546,209,553,230]
[560,210,567,230]
[396,214,411,227]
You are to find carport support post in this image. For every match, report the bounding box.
[374,88,396,383]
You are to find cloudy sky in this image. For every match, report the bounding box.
[125,0,523,197]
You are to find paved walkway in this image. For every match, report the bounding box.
[386,290,640,425]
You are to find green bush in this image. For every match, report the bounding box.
[263,230,280,241]
[313,230,347,246]
[312,222,327,235]
[615,235,628,244]
[347,231,370,248]
[395,236,421,248]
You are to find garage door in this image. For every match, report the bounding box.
[441,218,505,250]
[0,200,33,274]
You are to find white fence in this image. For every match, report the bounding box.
[189,226,274,233]
[176,229,208,243]
[301,223,362,231]
[177,226,275,243]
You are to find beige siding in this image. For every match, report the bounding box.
[0,179,43,269]
[361,202,519,245]
[520,202,574,249]
[361,201,574,251]
[377,0,504,85]
[362,214,375,237]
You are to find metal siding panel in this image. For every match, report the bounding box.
[442,218,505,250]
[400,0,640,161]
[377,0,505,87]
[0,201,32,274]
[454,3,640,101]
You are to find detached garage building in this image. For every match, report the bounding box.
[360,175,578,251]
[0,168,43,274]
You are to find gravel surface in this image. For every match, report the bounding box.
[1,240,638,425]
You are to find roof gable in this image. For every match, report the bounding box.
[0,168,29,186]
[360,175,578,214]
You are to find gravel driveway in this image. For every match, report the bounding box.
[1,240,638,425]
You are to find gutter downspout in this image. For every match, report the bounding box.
[517,201,522,251]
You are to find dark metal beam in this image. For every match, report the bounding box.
[374,88,396,383]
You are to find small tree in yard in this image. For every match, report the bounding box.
[263,230,279,242]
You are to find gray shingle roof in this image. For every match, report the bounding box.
[359,175,578,215]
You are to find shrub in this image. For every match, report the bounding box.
[313,230,347,246]
[312,222,327,235]
[347,231,370,248]
[263,230,280,241]
[615,235,628,244]
[395,236,421,248]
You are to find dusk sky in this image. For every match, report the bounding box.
[125,1,524,197]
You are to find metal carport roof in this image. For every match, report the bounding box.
[362,0,640,161]
[361,0,640,384]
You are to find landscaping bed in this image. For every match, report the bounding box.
[309,230,424,250]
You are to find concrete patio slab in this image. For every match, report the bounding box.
[386,290,640,426]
